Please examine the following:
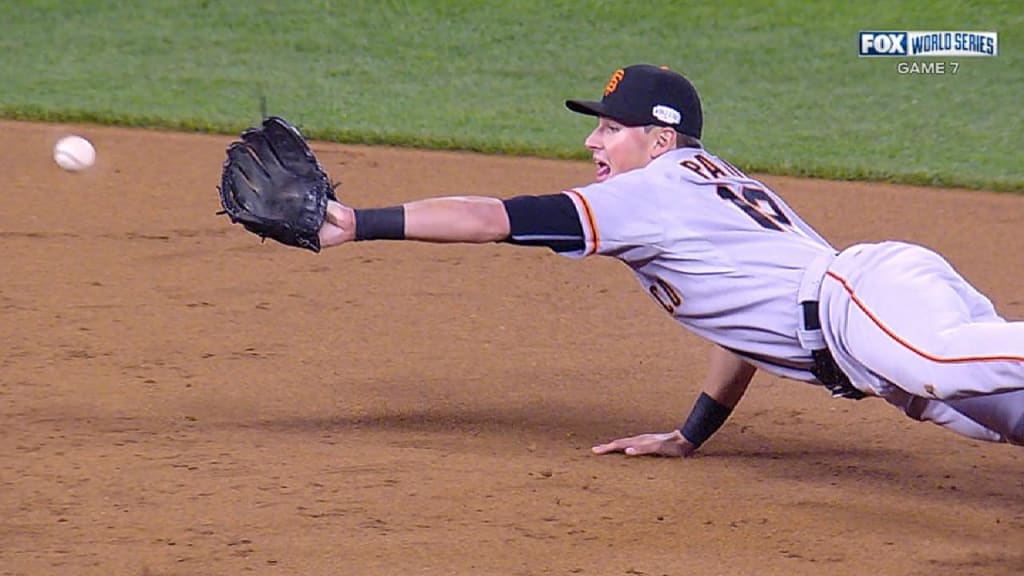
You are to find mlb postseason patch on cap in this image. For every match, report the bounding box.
[652,105,681,126]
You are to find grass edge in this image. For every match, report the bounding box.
[5,108,1020,195]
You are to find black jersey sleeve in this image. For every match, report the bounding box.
[501,194,585,253]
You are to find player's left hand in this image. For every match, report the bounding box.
[318,200,356,248]
[591,429,697,458]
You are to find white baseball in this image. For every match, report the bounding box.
[53,135,96,172]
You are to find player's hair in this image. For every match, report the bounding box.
[644,125,703,149]
[675,133,702,149]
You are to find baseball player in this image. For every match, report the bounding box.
[316,64,1024,457]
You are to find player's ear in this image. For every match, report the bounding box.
[651,126,677,157]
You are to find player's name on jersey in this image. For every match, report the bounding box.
[859,31,997,57]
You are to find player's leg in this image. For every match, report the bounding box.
[827,242,1024,400]
[885,390,1008,443]
[942,390,1024,445]
[931,273,1024,443]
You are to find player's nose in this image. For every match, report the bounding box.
[584,128,602,150]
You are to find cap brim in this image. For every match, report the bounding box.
[565,99,604,117]
[565,99,648,126]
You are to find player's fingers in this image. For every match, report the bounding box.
[623,440,664,456]
[325,200,345,226]
[595,432,687,458]
[591,438,632,454]
[318,222,341,247]
[591,434,654,455]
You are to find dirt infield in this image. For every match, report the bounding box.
[1,120,1021,576]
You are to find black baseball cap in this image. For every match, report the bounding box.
[566,64,703,139]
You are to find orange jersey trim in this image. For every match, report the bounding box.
[565,189,599,255]
[826,270,1024,364]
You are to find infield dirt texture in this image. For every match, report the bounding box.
[0,119,1021,575]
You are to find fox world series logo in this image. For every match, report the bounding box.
[859,31,998,57]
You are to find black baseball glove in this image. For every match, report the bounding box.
[218,116,337,253]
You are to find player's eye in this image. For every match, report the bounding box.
[598,118,623,133]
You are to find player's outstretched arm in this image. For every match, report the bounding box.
[318,198,510,248]
[592,347,756,458]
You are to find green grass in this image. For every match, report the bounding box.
[1,0,1021,191]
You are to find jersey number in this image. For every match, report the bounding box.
[649,277,682,313]
[716,185,792,231]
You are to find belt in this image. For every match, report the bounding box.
[796,251,836,351]
[798,252,866,400]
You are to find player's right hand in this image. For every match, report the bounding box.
[591,429,697,458]
[318,200,356,248]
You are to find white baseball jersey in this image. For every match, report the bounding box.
[560,147,835,380]
[541,147,1024,445]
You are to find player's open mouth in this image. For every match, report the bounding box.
[594,160,611,181]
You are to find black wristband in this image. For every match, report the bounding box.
[679,392,733,448]
[354,207,405,241]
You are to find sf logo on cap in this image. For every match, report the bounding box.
[604,69,625,96]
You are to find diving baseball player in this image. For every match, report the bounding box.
[311,64,1024,457]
